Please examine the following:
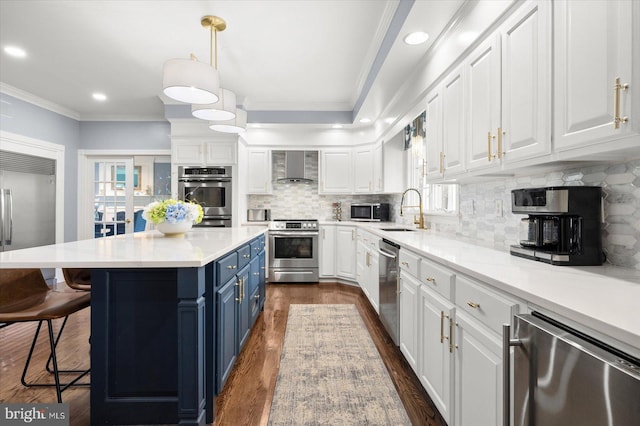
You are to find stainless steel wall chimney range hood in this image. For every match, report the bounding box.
[276,151,313,183]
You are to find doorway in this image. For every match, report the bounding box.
[78,151,171,240]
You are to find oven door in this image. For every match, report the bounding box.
[178,179,232,217]
[269,231,319,269]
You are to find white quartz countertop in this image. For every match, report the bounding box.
[0,226,268,268]
[321,220,640,353]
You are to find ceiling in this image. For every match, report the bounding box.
[0,0,465,126]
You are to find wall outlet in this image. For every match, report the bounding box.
[494,199,503,217]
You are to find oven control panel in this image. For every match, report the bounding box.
[270,220,318,231]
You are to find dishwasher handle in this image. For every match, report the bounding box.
[503,323,522,426]
[377,248,397,259]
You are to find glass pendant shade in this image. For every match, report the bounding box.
[209,109,247,133]
[191,88,237,121]
[162,58,220,104]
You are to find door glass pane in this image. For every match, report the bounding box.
[132,156,171,232]
[93,160,130,238]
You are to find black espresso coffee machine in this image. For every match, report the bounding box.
[510,186,604,266]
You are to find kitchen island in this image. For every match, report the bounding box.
[0,226,268,425]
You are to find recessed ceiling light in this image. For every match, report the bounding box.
[359,118,371,124]
[92,93,107,101]
[404,31,429,45]
[332,124,343,129]
[4,46,27,58]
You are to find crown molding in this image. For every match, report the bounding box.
[0,82,81,121]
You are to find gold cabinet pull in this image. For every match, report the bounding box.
[467,301,480,309]
[487,132,496,162]
[449,318,456,353]
[614,77,629,129]
[497,127,505,159]
[425,277,435,284]
[440,311,449,344]
[439,151,444,174]
[401,261,409,267]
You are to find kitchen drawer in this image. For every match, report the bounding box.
[399,249,420,278]
[250,238,262,257]
[216,251,238,286]
[455,275,519,334]
[421,257,455,300]
[237,245,252,269]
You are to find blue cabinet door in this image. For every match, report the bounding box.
[216,276,238,393]
[248,256,259,295]
[236,264,251,351]
[258,250,266,311]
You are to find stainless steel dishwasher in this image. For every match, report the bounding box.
[505,312,640,426]
[378,239,400,345]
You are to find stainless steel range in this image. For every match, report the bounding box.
[269,219,319,283]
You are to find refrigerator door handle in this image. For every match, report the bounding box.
[5,189,12,245]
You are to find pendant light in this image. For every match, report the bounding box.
[162,53,220,104]
[192,88,237,121]
[192,16,237,121]
[210,109,247,133]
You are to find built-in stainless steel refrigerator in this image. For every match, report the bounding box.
[1,150,57,284]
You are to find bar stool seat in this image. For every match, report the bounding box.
[62,268,92,292]
[0,269,91,402]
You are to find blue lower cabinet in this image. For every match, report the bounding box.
[214,235,267,394]
[237,264,251,352]
[216,276,238,393]
[258,250,266,310]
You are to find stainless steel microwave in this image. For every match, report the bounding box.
[350,203,390,222]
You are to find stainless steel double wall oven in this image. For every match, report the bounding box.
[178,166,232,227]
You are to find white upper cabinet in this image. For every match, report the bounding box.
[500,0,551,162]
[426,63,465,181]
[554,0,639,153]
[172,140,237,165]
[319,149,352,194]
[353,146,374,193]
[246,149,271,194]
[442,65,466,176]
[425,87,443,178]
[373,142,383,192]
[466,0,551,172]
[466,33,502,172]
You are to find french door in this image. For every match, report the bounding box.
[86,157,134,239]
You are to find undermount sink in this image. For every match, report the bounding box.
[380,228,416,232]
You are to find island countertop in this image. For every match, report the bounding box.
[0,226,268,269]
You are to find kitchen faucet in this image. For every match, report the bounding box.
[400,188,426,229]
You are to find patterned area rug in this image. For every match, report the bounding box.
[268,304,411,425]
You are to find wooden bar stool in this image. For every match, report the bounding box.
[0,269,91,402]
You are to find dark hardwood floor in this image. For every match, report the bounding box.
[0,283,446,426]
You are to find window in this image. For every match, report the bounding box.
[405,111,459,216]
